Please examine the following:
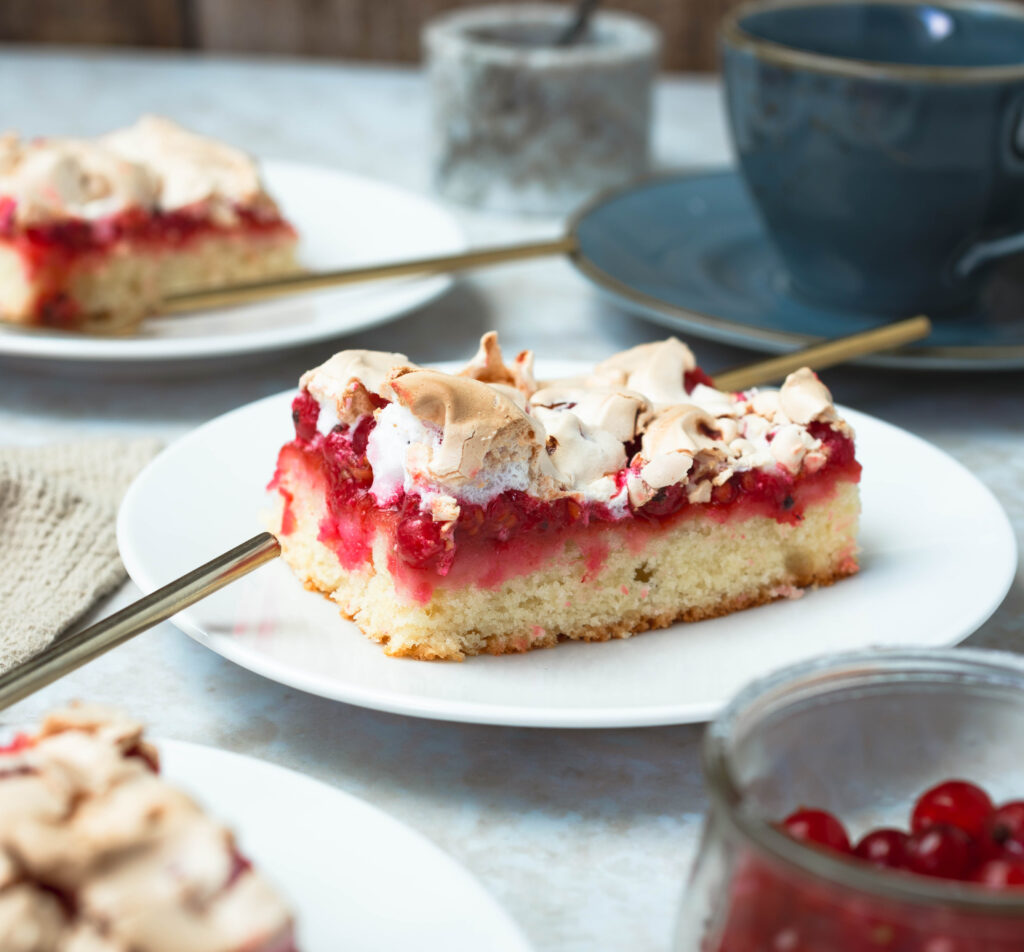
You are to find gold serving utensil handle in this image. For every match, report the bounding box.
[0,316,930,709]
[0,533,280,712]
[160,236,580,314]
[713,315,931,391]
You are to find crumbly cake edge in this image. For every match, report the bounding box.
[331,563,855,661]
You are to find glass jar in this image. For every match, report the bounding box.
[677,649,1024,951]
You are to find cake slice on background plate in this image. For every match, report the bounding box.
[0,704,297,952]
[0,116,297,333]
[269,333,861,660]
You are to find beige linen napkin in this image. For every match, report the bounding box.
[0,439,161,673]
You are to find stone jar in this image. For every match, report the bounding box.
[425,4,661,215]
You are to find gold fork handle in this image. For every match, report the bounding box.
[0,315,933,710]
[0,532,281,712]
[713,315,932,391]
[160,236,578,314]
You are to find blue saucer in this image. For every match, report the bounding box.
[571,170,1024,370]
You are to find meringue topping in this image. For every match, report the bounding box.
[531,405,627,491]
[0,137,157,225]
[302,348,415,430]
[779,367,837,425]
[297,333,851,520]
[459,331,537,397]
[530,385,651,444]
[0,705,294,952]
[593,338,697,408]
[387,370,545,484]
[637,404,724,491]
[0,116,279,227]
[102,116,273,220]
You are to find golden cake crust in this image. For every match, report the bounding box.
[269,475,861,661]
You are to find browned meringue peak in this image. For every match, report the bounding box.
[742,369,838,427]
[634,404,727,491]
[39,700,152,752]
[102,116,275,220]
[770,424,828,475]
[0,133,18,174]
[684,383,738,419]
[0,706,293,952]
[302,348,417,424]
[530,385,651,444]
[387,370,555,486]
[531,406,626,491]
[592,337,697,408]
[459,331,537,397]
[778,367,837,425]
[0,136,158,226]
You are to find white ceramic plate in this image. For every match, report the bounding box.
[118,361,1018,728]
[0,161,464,367]
[158,739,531,952]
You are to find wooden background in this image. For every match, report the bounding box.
[0,0,740,72]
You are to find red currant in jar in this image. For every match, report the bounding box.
[911,779,994,839]
[972,857,1024,888]
[854,828,910,869]
[782,809,852,853]
[984,802,1024,858]
[905,824,975,880]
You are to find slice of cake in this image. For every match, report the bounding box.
[0,705,297,952]
[269,333,861,660]
[0,115,298,333]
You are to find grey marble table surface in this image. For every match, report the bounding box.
[1,47,1022,952]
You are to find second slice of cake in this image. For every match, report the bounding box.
[0,705,297,952]
[269,334,861,660]
[0,116,298,333]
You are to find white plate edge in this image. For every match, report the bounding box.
[116,376,1020,729]
[0,161,466,363]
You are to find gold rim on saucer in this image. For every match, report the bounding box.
[565,171,1024,368]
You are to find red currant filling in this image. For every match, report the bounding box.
[0,733,34,755]
[2,204,292,258]
[1,200,294,326]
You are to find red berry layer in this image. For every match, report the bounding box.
[271,386,860,603]
[0,198,296,328]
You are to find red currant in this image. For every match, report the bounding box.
[854,828,910,869]
[0,733,32,755]
[911,780,993,839]
[905,824,975,880]
[290,391,321,442]
[782,808,852,853]
[984,801,1024,858]
[972,857,1024,888]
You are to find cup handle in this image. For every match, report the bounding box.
[955,230,1024,277]
[955,95,1024,277]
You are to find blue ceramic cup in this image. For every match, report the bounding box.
[721,0,1024,315]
